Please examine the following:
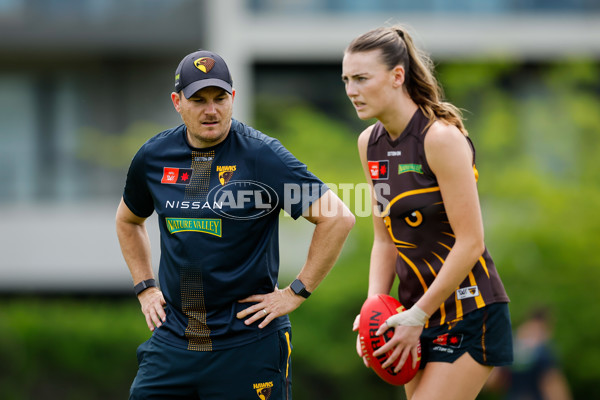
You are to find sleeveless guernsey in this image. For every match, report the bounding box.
[367,108,509,327]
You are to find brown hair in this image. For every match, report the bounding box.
[345,26,467,135]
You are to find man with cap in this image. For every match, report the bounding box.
[116,49,355,399]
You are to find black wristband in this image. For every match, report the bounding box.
[134,279,157,296]
[290,279,311,299]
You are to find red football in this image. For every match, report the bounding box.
[358,294,421,385]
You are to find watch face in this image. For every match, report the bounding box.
[291,279,303,294]
[291,279,310,298]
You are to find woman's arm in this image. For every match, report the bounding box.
[413,122,486,317]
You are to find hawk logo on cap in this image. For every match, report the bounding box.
[194,57,216,73]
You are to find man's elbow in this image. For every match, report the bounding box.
[336,206,356,235]
[317,202,355,236]
[345,212,356,232]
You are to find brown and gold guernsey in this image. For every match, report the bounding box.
[367,108,509,328]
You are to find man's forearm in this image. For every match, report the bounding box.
[116,201,154,285]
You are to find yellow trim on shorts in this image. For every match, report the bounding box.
[284,331,292,379]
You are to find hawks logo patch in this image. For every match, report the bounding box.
[253,381,273,400]
[161,167,193,185]
[368,160,389,180]
[216,165,236,185]
[194,57,216,73]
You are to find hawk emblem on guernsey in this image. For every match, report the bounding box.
[216,165,236,185]
[194,57,216,73]
[219,171,234,185]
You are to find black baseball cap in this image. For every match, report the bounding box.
[174,50,233,98]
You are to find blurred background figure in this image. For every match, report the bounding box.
[486,307,573,400]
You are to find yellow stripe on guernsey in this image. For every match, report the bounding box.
[423,259,437,278]
[398,250,431,328]
[437,241,486,315]
[468,272,486,308]
[455,292,464,320]
[397,251,428,294]
[166,218,222,237]
[454,277,486,321]
[423,259,447,325]
[381,187,441,217]
[479,256,490,278]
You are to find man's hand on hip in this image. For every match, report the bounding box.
[138,287,167,331]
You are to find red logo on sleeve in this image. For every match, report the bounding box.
[368,160,389,180]
[161,167,193,185]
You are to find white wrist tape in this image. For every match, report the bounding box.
[385,305,429,327]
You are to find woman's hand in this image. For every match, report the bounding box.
[352,314,370,367]
[373,305,429,372]
[374,324,422,372]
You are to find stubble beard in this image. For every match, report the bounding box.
[187,121,230,149]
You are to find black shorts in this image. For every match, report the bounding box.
[419,302,513,367]
[130,327,293,400]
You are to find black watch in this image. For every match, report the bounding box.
[134,279,157,296]
[290,279,311,299]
